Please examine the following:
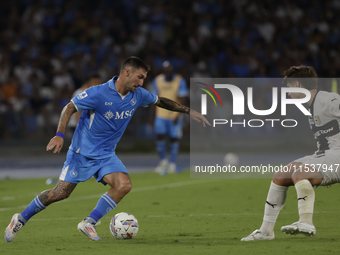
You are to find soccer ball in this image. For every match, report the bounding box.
[110,212,139,239]
[223,153,239,166]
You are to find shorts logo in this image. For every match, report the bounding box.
[130,98,137,106]
[78,91,88,99]
[70,170,78,178]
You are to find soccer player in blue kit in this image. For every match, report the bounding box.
[5,57,210,242]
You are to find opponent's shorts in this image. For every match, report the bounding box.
[294,149,340,186]
[59,149,128,185]
[154,116,183,139]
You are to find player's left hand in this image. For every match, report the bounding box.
[46,136,64,153]
[189,109,211,127]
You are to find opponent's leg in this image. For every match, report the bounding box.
[78,172,131,241]
[281,166,322,236]
[241,163,296,241]
[5,180,76,242]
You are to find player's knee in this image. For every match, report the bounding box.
[119,182,132,195]
[273,172,293,186]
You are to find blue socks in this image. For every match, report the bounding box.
[19,193,117,225]
[20,195,47,224]
[86,193,117,224]
[156,140,166,160]
[169,142,179,163]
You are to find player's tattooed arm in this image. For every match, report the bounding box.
[155,97,190,114]
[155,97,211,127]
[56,102,78,134]
[46,102,77,153]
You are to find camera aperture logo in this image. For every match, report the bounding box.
[197,82,311,128]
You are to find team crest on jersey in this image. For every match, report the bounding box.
[130,98,137,106]
[78,91,88,99]
[104,110,114,120]
[314,116,321,125]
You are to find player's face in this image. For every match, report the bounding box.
[125,68,147,92]
[286,81,306,99]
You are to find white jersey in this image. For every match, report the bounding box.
[308,91,340,155]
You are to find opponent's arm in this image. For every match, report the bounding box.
[46,102,78,153]
[155,97,210,127]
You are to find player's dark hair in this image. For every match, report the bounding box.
[121,56,150,73]
[282,65,318,90]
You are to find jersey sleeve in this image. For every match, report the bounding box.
[178,78,188,97]
[137,87,158,107]
[71,86,98,111]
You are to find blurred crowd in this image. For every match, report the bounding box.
[1,0,340,140]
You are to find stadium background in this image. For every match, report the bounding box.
[0,0,340,175]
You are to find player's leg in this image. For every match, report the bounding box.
[241,162,297,241]
[78,172,131,241]
[281,165,323,236]
[78,155,131,241]
[168,116,183,174]
[87,172,131,223]
[5,180,77,242]
[154,117,168,173]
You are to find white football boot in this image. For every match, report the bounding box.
[241,229,275,241]
[281,222,316,236]
[5,213,25,242]
[155,159,168,175]
[77,220,102,241]
[167,163,177,174]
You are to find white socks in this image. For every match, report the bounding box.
[260,181,288,235]
[295,179,315,225]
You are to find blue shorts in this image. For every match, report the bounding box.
[59,150,128,185]
[154,116,183,139]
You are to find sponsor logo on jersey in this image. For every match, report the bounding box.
[104,110,114,120]
[314,126,334,138]
[104,109,135,120]
[78,91,88,99]
[105,102,113,105]
[115,109,135,119]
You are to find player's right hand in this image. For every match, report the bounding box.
[46,136,64,153]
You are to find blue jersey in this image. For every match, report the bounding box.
[70,76,158,159]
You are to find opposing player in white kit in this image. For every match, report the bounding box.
[242,65,340,241]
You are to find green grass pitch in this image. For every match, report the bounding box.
[1,171,340,255]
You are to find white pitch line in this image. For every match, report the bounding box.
[0,211,339,223]
[0,179,220,212]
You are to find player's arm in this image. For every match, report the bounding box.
[154,97,210,127]
[73,111,82,124]
[46,101,78,153]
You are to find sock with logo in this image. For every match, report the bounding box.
[259,181,288,235]
[156,139,166,160]
[20,195,47,224]
[86,193,117,224]
[295,179,315,225]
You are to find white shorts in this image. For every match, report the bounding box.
[294,150,340,186]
